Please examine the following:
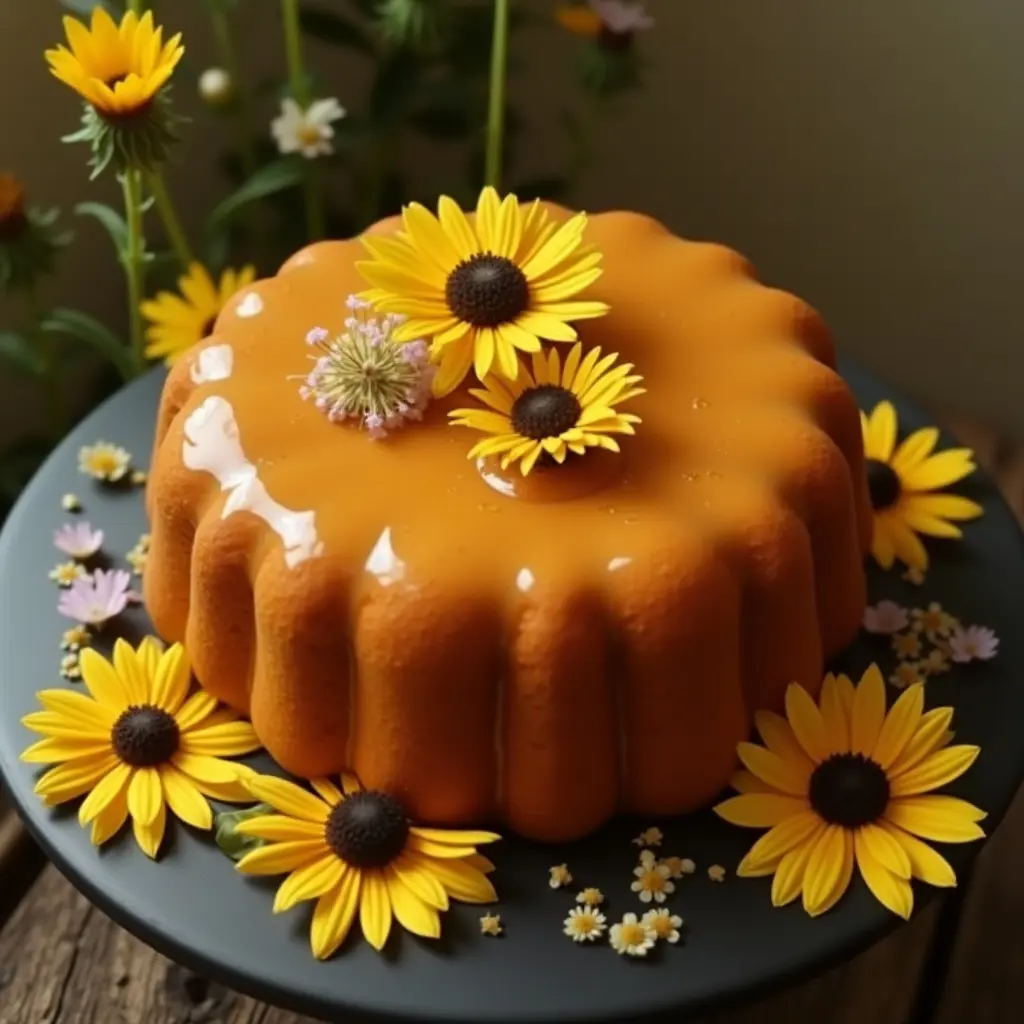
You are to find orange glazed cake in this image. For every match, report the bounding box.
[145,190,872,842]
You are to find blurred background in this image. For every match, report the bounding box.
[1,0,1022,521]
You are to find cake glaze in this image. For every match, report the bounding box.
[145,207,872,841]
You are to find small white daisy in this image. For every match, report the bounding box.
[61,493,82,512]
[78,441,131,482]
[49,561,88,587]
[862,600,909,635]
[609,913,656,957]
[563,906,607,943]
[632,857,674,903]
[948,624,1000,663]
[60,625,91,651]
[59,653,81,680]
[660,855,695,878]
[479,913,503,936]
[271,96,346,159]
[708,864,727,883]
[549,863,572,889]
[632,826,663,847]
[576,887,605,906]
[642,908,683,944]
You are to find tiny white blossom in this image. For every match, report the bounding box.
[271,96,346,159]
[198,67,233,105]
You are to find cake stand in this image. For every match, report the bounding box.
[1,362,1022,1024]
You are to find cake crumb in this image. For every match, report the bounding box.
[708,864,727,883]
[548,863,572,889]
[61,493,82,512]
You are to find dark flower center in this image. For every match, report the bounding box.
[809,753,890,828]
[511,385,582,441]
[445,253,530,328]
[324,791,409,869]
[111,705,180,767]
[866,458,901,510]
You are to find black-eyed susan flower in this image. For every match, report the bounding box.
[141,262,256,365]
[21,638,259,858]
[234,773,500,959]
[357,187,610,394]
[861,401,982,571]
[714,665,985,919]
[449,342,643,476]
[46,8,183,117]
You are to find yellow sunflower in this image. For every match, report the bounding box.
[714,665,985,919]
[235,773,500,959]
[21,637,260,858]
[860,401,982,571]
[449,341,644,476]
[357,186,610,395]
[45,8,184,118]
[141,262,256,365]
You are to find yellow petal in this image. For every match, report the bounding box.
[247,774,330,823]
[21,736,111,764]
[889,707,955,776]
[235,815,326,843]
[886,515,929,571]
[474,326,496,380]
[437,196,479,260]
[754,711,816,776]
[78,648,131,709]
[736,742,810,797]
[866,401,898,461]
[310,778,344,806]
[237,840,329,876]
[885,795,986,843]
[21,709,109,741]
[404,851,497,903]
[819,674,850,753]
[78,760,132,825]
[90,780,129,846]
[901,449,976,492]
[515,311,579,343]
[810,829,855,916]
[714,793,810,828]
[881,822,957,888]
[854,830,913,918]
[730,769,777,795]
[784,684,831,764]
[151,643,191,715]
[890,427,939,474]
[127,765,163,826]
[342,773,362,796]
[392,852,450,910]
[405,835,478,859]
[409,826,501,846]
[871,516,898,570]
[159,763,213,830]
[521,211,587,280]
[896,508,962,539]
[310,868,360,960]
[857,822,911,878]
[180,720,260,757]
[360,871,393,951]
[771,839,815,907]
[901,492,983,522]
[737,812,824,877]
[35,753,119,806]
[385,870,442,938]
[189,766,257,804]
[273,854,345,913]
[402,202,460,275]
[112,639,149,705]
[872,683,924,769]
[172,752,249,787]
[850,665,886,755]
[474,186,501,252]
[133,798,167,859]
[889,745,980,797]
[802,825,851,916]
[431,335,475,397]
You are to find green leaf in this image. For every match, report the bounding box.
[214,803,273,862]
[207,158,306,230]
[75,201,128,254]
[41,308,138,382]
[369,52,423,127]
[0,332,45,377]
[299,3,373,53]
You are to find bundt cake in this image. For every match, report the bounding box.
[144,201,872,842]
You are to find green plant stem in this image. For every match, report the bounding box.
[210,4,257,177]
[281,0,324,240]
[484,0,511,190]
[121,171,147,374]
[24,286,64,439]
[127,0,145,13]
[146,170,194,270]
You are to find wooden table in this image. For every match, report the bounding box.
[1,414,1021,1024]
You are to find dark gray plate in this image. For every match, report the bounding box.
[1,363,1021,1024]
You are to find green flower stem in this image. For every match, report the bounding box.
[121,170,148,374]
[145,169,194,270]
[484,0,512,190]
[127,0,145,13]
[25,285,64,438]
[281,0,325,240]
[210,3,257,177]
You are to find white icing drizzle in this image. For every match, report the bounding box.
[365,526,406,586]
[182,396,321,568]
[190,344,234,384]
[515,567,535,593]
[235,292,264,318]
[607,556,633,573]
